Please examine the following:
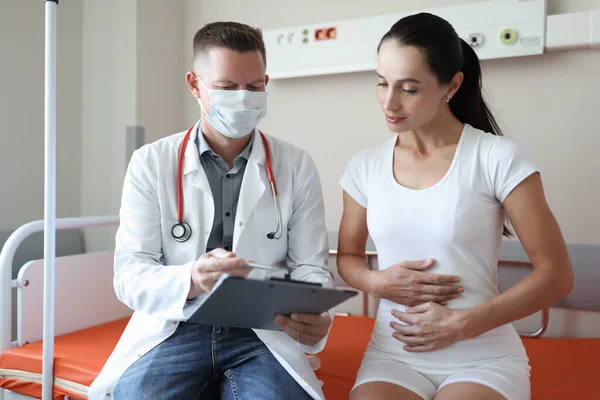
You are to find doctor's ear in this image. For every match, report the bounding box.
[186,71,201,98]
[265,74,270,86]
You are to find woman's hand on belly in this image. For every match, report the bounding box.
[389,302,474,352]
[369,259,464,306]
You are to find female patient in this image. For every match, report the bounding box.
[337,13,573,400]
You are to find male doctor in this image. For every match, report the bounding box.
[89,22,333,399]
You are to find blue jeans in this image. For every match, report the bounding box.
[113,322,313,399]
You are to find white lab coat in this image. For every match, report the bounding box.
[88,121,334,400]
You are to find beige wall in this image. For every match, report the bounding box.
[80,0,184,251]
[183,0,600,245]
[0,0,82,231]
[2,1,598,247]
[137,0,185,146]
[80,0,138,251]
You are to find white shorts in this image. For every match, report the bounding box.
[352,347,530,400]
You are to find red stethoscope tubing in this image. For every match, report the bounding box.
[174,126,281,242]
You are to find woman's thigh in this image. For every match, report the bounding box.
[351,382,426,400]
[352,351,438,400]
[435,360,530,400]
[435,382,507,400]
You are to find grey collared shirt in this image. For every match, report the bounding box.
[197,129,253,252]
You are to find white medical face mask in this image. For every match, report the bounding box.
[196,74,267,139]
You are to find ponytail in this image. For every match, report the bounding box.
[454,40,511,236]
[450,39,503,137]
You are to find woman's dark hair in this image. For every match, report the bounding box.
[378,13,512,236]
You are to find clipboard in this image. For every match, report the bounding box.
[187,275,358,330]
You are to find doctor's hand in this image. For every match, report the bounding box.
[187,248,249,300]
[390,302,474,352]
[274,312,332,346]
[368,259,463,307]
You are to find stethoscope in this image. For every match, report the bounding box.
[171,126,283,243]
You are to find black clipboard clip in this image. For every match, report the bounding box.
[245,262,323,287]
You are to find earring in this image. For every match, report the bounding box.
[446,94,451,103]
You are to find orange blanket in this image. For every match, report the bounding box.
[1,316,598,399]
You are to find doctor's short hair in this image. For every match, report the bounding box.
[193,22,267,66]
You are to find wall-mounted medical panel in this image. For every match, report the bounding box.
[264,0,547,79]
[546,9,600,51]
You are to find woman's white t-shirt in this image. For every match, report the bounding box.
[339,124,537,374]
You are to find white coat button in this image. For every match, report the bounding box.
[105,392,111,397]
[239,221,243,226]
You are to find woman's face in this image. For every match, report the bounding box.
[376,40,457,133]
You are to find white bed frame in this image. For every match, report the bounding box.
[0,216,129,400]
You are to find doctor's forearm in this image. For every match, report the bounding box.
[465,264,573,338]
[114,261,196,320]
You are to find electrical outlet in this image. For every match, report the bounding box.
[468,33,484,48]
[500,28,518,44]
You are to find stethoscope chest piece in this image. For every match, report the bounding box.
[172,221,192,243]
[172,126,282,243]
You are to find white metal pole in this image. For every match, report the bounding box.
[42,1,58,399]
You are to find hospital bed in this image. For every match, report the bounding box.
[0,218,598,399]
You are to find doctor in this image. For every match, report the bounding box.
[89,21,334,400]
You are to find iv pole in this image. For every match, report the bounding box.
[42,0,58,399]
